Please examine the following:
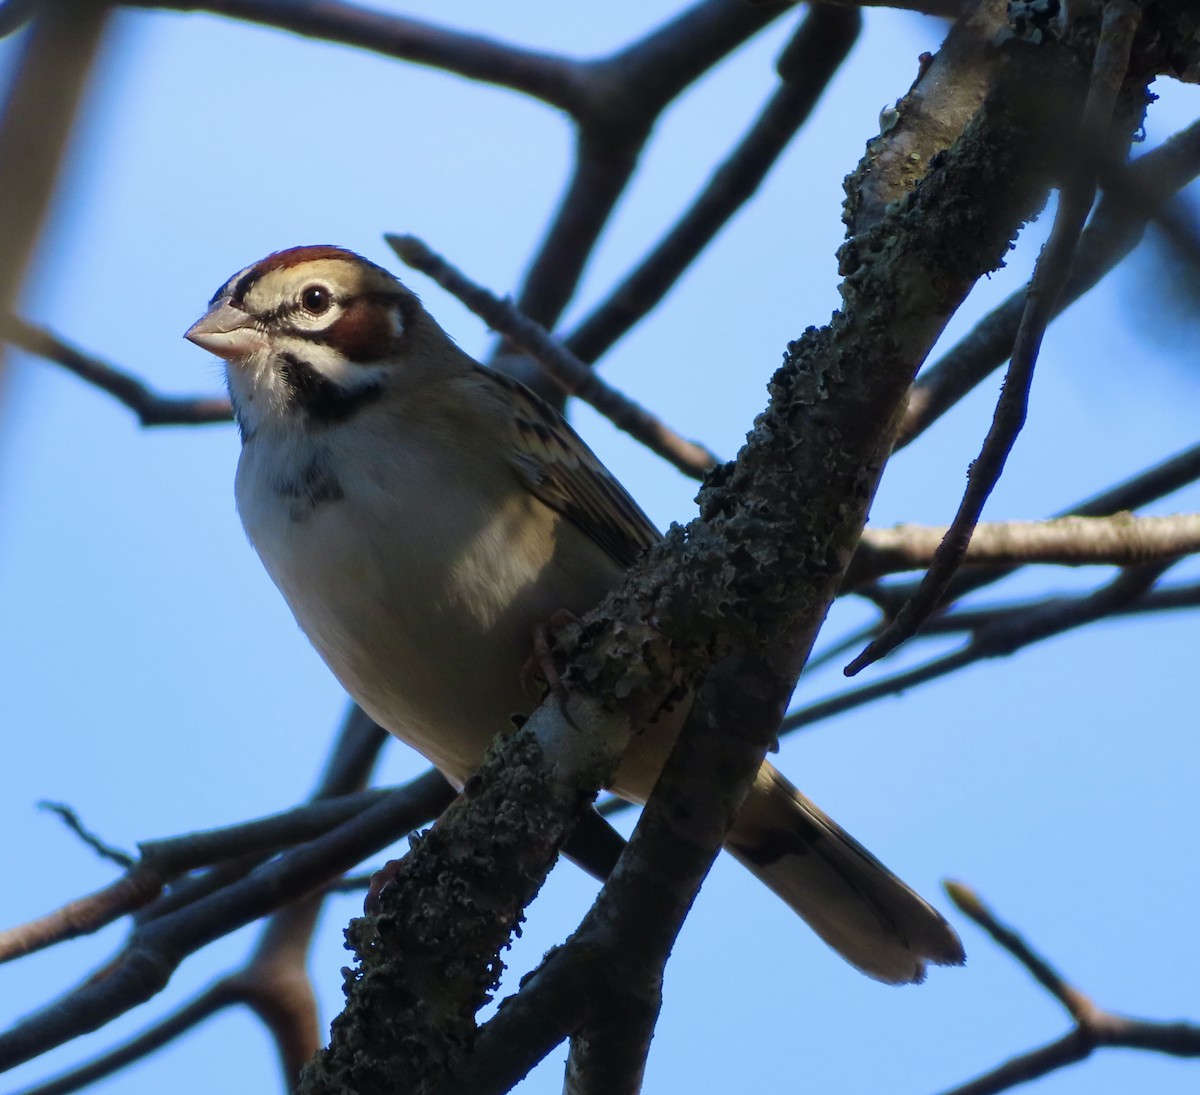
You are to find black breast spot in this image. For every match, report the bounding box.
[275,453,344,522]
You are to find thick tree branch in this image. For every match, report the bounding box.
[844,0,1007,236]
[445,655,786,1094]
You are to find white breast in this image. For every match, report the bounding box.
[234,408,623,786]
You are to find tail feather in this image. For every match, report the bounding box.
[725,763,964,984]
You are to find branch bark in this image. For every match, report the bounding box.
[846,512,1200,585]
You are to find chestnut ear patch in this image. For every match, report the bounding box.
[324,293,405,363]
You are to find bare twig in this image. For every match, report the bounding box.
[846,0,1143,675]
[0,787,391,964]
[37,802,134,869]
[785,561,1173,733]
[936,882,1200,1095]
[1070,440,1200,517]
[0,769,452,1073]
[564,5,861,364]
[7,710,401,1095]
[9,985,237,1095]
[508,0,790,332]
[945,882,1093,1019]
[4,315,233,426]
[846,512,1200,585]
[9,899,328,1095]
[899,117,1200,447]
[127,0,587,113]
[860,439,1200,618]
[880,578,1200,638]
[387,234,719,479]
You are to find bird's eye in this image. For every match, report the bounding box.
[300,285,331,315]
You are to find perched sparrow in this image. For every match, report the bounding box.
[187,245,964,984]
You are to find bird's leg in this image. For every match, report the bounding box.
[364,857,407,914]
[520,608,580,698]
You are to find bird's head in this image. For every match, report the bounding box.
[186,246,430,438]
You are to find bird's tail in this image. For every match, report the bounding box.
[725,762,965,984]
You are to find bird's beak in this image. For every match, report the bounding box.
[184,299,267,360]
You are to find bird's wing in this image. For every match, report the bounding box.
[477,366,662,570]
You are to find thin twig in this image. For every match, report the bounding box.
[0,787,392,963]
[935,882,1200,1095]
[884,578,1200,638]
[387,234,719,479]
[10,710,400,1095]
[37,802,134,869]
[7,901,332,1095]
[9,984,237,1095]
[899,117,1200,447]
[564,5,861,364]
[846,0,1143,675]
[4,315,232,426]
[507,0,789,332]
[127,0,587,113]
[945,883,1095,1021]
[785,561,1173,733]
[860,439,1200,617]
[0,770,452,1073]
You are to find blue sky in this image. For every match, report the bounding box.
[2,4,1198,1093]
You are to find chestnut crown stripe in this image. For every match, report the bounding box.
[219,244,393,306]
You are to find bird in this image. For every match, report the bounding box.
[186,244,964,984]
